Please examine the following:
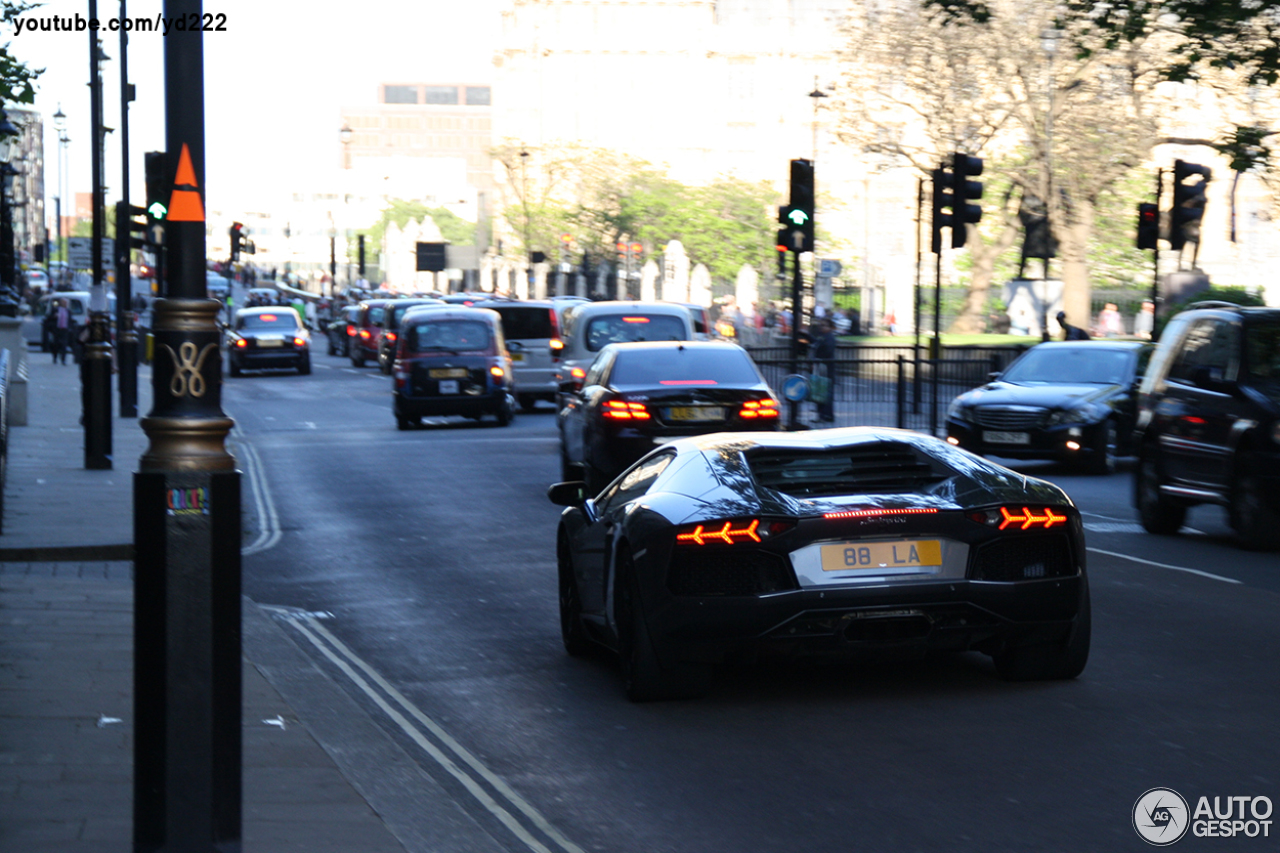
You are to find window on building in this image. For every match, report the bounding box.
[383,85,419,104]
[466,86,491,106]
[424,86,460,105]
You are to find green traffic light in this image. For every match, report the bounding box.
[786,208,810,225]
[148,201,167,220]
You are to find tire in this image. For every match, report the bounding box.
[614,548,707,702]
[1136,449,1185,535]
[495,395,515,427]
[379,352,392,375]
[327,339,338,356]
[228,360,241,378]
[298,356,311,376]
[1084,419,1117,475]
[1230,451,1280,551]
[519,393,538,413]
[994,583,1091,681]
[560,443,582,483]
[558,530,592,657]
[396,414,413,431]
[351,350,365,368]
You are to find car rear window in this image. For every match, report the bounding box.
[404,319,493,353]
[495,306,554,340]
[238,312,299,330]
[367,306,386,326]
[608,347,763,387]
[746,443,948,497]
[584,313,688,352]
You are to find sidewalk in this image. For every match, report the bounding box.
[0,352,410,851]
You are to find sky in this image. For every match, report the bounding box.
[7,0,502,216]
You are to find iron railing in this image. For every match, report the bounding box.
[746,343,1030,435]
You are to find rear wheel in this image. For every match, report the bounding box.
[1230,451,1280,551]
[614,548,708,702]
[298,355,311,375]
[351,350,365,368]
[558,530,592,657]
[228,360,241,378]
[994,584,1091,681]
[1136,450,1185,535]
[495,395,515,427]
[519,394,538,413]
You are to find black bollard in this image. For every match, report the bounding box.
[81,310,113,469]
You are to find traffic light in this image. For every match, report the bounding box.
[930,164,953,254]
[950,154,984,248]
[358,234,366,276]
[117,201,148,251]
[1136,202,1159,250]
[559,232,572,260]
[1170,159,1211,250]
[229,222,244,261]
[630,241,643,263]
[143,151,168,226]
[785,159,815,253]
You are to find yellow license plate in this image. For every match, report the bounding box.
[510,352,525,362]
[669,406,724,422]
[429,368,468,379]
[820,540,942,572]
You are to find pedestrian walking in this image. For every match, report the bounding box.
[810,317,838,423]
[1057,310,1090,341]
[47,298,73,364]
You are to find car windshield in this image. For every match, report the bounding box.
[1243,320,1280,403]
[584,314,688,352]
[1000,347,1132,385]
[496,306,554,340]
[238,312,299,331]
[608,347,763,387]
[405,319,492,353]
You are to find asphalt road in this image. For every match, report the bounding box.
[226,345,1280,853]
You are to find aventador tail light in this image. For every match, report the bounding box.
[676,519,760,545]
[674,518,795,546]
[740,399,780,419]
[823,507,938,520]
[602,400,651,420]
[966,506,1069,530]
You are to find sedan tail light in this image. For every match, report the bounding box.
[386,331,397,343]
[233,338,247,349]
[359,329,371,340]
[739,398,780,419]
[602,399,651,421]
[293,337,306,347]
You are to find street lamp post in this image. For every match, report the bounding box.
[808,77,827,163]
[52,106,65,286]
[339,123,352,297]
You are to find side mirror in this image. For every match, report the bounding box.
[987,371,1002,382]
[546,481,586,507]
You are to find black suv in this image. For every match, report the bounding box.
[1132,302,1280,550]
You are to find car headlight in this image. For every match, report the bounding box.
[1046,404,1105,427]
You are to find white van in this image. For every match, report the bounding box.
[26,291,118,351]
[555,301,696,403]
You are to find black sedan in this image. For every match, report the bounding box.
[558,340,781,492]
[226,306,311,376]
[945,340,1151,474]
[325,305,360,357]
[549,429,1089,701]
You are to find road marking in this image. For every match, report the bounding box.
[227,416,282,556]
[273,611,586,853]
[1086,547,1242,584]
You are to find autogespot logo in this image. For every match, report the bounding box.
[1134,788,1190,846]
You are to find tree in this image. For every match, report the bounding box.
[835,0,1166,332]
[491,141,781,286]
[1,1,42,107]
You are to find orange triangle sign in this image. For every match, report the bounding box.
[168,144,205,222]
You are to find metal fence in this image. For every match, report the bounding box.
[746,344,1030,435]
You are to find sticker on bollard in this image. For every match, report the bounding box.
[782,374,809,402]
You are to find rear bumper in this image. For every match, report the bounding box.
[230,349,307,369]
[395,388,508,418]
[650,576,1086,665]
